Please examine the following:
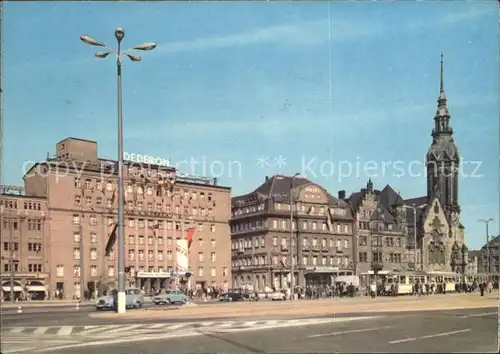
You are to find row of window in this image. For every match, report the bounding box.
[1,199,43,211]
[75,195,215,216]
[359,221,395,231]
[2,218,43,231]
[232,219,351,234]
[274,203,347,217]
[60,264,228,278]
[3,263,42,272]
[232,202,348,218]
[3,241,42,252]
[74,177,212,202]
[71,215,217,232]
[358,252,403,263]
[72,232,218,248]
[73,247,219,262]
[232,236,350,251]
[233,255,352,268]
[125,250,217,262]
[358,236,404,247]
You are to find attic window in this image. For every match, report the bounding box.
[434,203,439,214]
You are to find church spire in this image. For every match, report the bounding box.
[432,53,452,138]
[439,52,445,98]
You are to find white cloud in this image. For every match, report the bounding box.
[155,6,492,54]
[157,19,384,54]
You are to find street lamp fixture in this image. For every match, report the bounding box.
[402,203,426,271]
[478,218,494,274]
[80,29,156,314]
[115,28,125,42]
[80,35,106,47]
[95,52,111,59]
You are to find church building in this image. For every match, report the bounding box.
[346,54,467,275]
[418,53,466,273]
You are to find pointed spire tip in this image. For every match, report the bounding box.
[439,53,445,95]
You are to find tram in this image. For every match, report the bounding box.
[464,273,499,289]
[360,270,460,295]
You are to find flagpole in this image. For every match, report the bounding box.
[79,187,85,302]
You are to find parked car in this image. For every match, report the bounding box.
[165,290,188,304]
[152,291,172,305]
[269,291,286,301]
[96,288,144,310]
[218,292,245,302]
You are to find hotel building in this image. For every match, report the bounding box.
[0,137,231,300]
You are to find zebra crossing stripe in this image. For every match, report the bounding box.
[10,327,25,333]
[262,320,278,326]
[102,325,143,334]
[56,326,74,336]
[149,324,169,329]
[241,321,258,326]
[80,325,118,335]
[33,327,50,335]
[166,324,186,330]
[199,322,215,326]
[217,322,235,328]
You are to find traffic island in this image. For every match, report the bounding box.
[88,294,497,320]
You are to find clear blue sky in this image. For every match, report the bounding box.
[3,1,499,249]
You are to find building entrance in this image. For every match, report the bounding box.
[136,271,171,296]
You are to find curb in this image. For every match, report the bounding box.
[88,297,496,320]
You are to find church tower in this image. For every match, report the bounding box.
[426,54,460,220]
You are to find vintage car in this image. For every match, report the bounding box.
[153,290,187,305]
[96,288,144,310]
[218,292,245,302]
[269,291,286,301]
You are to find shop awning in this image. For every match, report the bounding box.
[28,285,47,292]
[2,286,23,292]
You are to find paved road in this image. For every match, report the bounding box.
[1,299,226,326]
[1,307,497,353]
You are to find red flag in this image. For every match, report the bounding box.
[152,224,160,238]
[186,227,196,248]
[111,188,117,205]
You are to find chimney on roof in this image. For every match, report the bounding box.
[338,190,346,200]
[265,176,269,182]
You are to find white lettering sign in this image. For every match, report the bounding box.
[305,266,339,272]
[136,271,171,278]
[305,186,320,193]
[124,152,170,167]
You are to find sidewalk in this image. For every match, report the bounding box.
[90,292,497,320]
[1,299,94,309]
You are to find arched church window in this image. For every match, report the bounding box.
[434,203,439,214]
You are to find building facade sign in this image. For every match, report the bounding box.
[305,186,321,194]
[136,271,171,279]
[304,266,339,273]
[0,273,48,279]
[124,152,169,167]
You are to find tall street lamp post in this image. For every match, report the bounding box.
[289,173,300,299]
[478,218,494,274]
[402,204,426,271]
[80,29,156,314]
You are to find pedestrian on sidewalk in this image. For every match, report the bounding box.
[479,282,485,297]
[370,282,376,298]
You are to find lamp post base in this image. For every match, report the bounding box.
[117,291,126,314]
